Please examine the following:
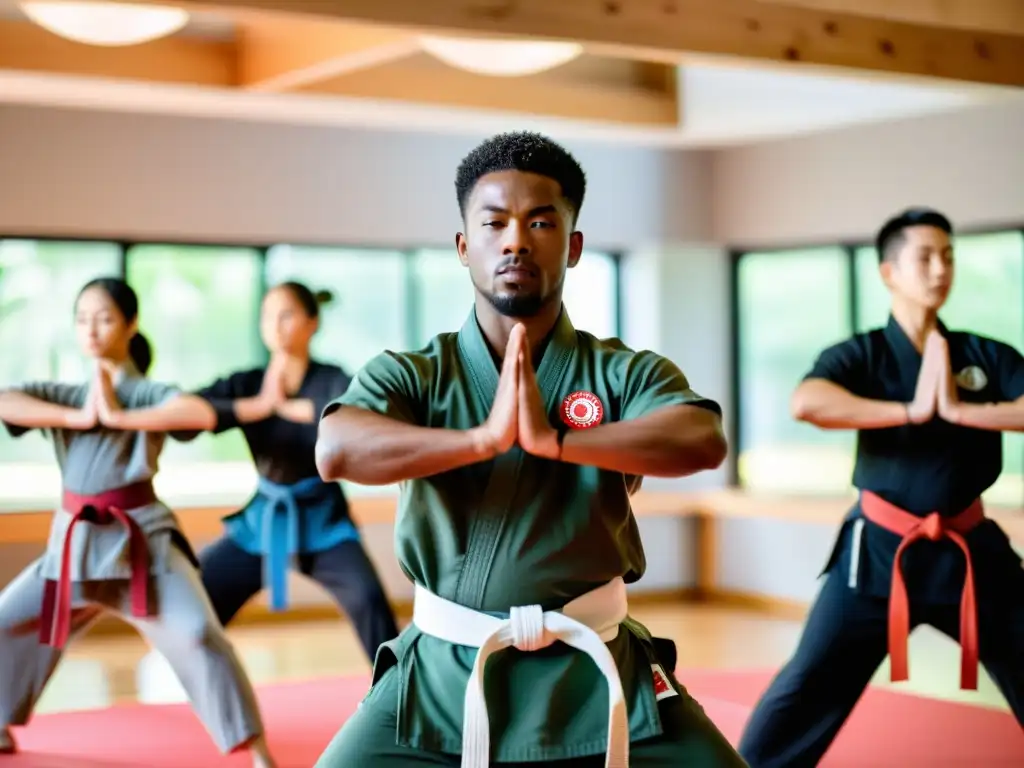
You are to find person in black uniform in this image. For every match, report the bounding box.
[738,208,1024,767]
[194,281,400,663]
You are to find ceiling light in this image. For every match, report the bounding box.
[420,36,583,77]
[20,1,189,47]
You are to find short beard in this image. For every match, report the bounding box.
[485,291,547,318]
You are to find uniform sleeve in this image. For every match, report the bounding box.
[2,381,84,437]
[802,337,869,396]
[193,371,255,434]
[321,352,422,425]
[620,351,722,422]
[993,341,1024,402]
[133,380,182,409]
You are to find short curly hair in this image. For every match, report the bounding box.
[455,131,587,223]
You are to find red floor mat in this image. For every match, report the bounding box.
[680,668,1024,767]
[5,669,1022,766]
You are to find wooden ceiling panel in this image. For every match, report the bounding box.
[0,9,682,129]
[2,0,1020,138]
[160,0,1024,87]
[0,18,235,86]
[303,53,680,127]
[236,15,421,91]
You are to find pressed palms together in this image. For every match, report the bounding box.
[475,323,561,459]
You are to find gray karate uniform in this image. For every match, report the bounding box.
[0,370,265,754]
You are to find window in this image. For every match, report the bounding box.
[563,251,619,339]
[410,248,620,348]
[736,248,855,494]
[852,246,890,332]
[265,245,409,374]
[409,248,476,348]
[0,239,122,502]
[856,232,1024,505]
[127,244,265,500]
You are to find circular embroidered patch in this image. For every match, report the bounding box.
[955,365,988,392]
[561,391,604,429]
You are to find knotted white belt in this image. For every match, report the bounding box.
[412,578,630,768]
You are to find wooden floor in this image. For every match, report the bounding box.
[34,601,1010,716]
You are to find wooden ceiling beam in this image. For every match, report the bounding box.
[0,12,678,128]
[0,19,234,86]
[157,0,1024,88]
[306,54,680,127]
[236,15,421,91]
[763,0,1024,37]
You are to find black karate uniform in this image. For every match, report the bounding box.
[739,317,1024,768]
[194,361,399,662]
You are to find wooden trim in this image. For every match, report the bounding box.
[700,589,810,621]
[81,587,702,637]
[0,494,404,545]
[3,488,1019,545]
[81,589,810,637]
[694,514,718,598]
[6,488,1019,636]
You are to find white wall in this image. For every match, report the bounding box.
[0,104,722,604]
[713,98,1024,249]
[0,105,712,250]
[711,97,1024,602]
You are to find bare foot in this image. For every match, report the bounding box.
[248,735,276,768]
[0,726,16,754]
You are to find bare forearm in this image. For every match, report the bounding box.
[107,396,217,432]
[560,405,728,477]
[275,399,315,424]
[0,391,78,428]
[316,408,492,485]
[791,380,909,429]
[232,396,274,424]
[951,399,1024,432]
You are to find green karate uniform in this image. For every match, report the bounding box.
[315,309,745,767]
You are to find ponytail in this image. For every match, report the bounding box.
[128,332,152,375]
[78,277,151,373]
[274,281,333,319]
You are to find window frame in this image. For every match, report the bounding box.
[729,224,1024,491]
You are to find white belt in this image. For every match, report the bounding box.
[412,578,630,768]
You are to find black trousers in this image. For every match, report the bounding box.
[738,570,1024,768]
[199,536,400,662]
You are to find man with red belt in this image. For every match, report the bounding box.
[738,207,1024,767]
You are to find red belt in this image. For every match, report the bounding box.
[860,490,984,690]
[40,481,156,649]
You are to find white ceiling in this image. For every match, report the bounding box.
[0,1,1019,147]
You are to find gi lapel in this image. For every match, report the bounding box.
[535,309,578,417]
[451,308,578,609]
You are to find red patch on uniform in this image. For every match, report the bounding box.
[561,391,604,429]
[652,664,677,701]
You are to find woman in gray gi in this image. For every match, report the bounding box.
[0,277,275,767]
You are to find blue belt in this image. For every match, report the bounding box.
[256,475,326,612]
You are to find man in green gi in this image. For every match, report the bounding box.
[313,131,745,767]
